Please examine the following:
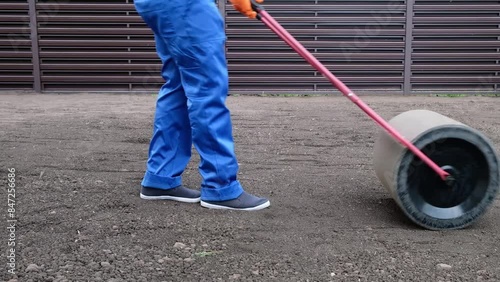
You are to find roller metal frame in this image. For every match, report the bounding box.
[250,2,452,183]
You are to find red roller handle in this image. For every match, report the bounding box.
[252,5,451,182]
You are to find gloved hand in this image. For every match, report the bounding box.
[229,0,263,19]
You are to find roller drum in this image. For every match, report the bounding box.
[374,110,499,230]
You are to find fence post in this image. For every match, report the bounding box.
[28,0,41,93]
[403,0,414,94]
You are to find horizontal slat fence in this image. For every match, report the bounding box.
[226,0,407,93]
[0,1,33,90]
[0,0,498,94]
[412,0,500,92]
[36,0,161,91]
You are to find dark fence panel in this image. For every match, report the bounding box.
[226,0,408,94]
[0,1,33,90]
[36,0,161,91]
[0,0,498,94]
[412,0,500,92]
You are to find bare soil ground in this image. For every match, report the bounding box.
[1,93,499,282]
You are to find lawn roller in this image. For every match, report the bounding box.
[250,2,499,230]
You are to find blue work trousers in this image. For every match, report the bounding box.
[134,0,243,201]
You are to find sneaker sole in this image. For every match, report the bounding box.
[140,193,200,203]
[200,200,270,211]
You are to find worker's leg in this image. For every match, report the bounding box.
[141,35,193,189]
[135,2,200,202]
[175,42,243,201]
[169,0,269,210]
[136,0,269,209]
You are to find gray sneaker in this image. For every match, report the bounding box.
[140,186,201,203]
[200,192,270,211]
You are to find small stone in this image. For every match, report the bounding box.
[436,263,452,271]
[88,262,99,270]
[184,258,194,262]
[60,264,73,270]
[107,279,122,282]
[26,264,41,272]
[229,274,241,280]
[112,226,119,230]
[54,276,68,282]
[7,279,18,282]
[100,261,111,268]
[345,263,354,267]
[252,270,260,275]
[202,244,209,248]
[174,242,186,249]
[77,235,89,242]
[107,254,116,262]
[330,272,336,277]
[157,259,164,263]
[103,249,112,254]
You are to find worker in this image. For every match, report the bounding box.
[134,0,270,211]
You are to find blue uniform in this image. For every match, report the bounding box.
[134,0,243,201]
